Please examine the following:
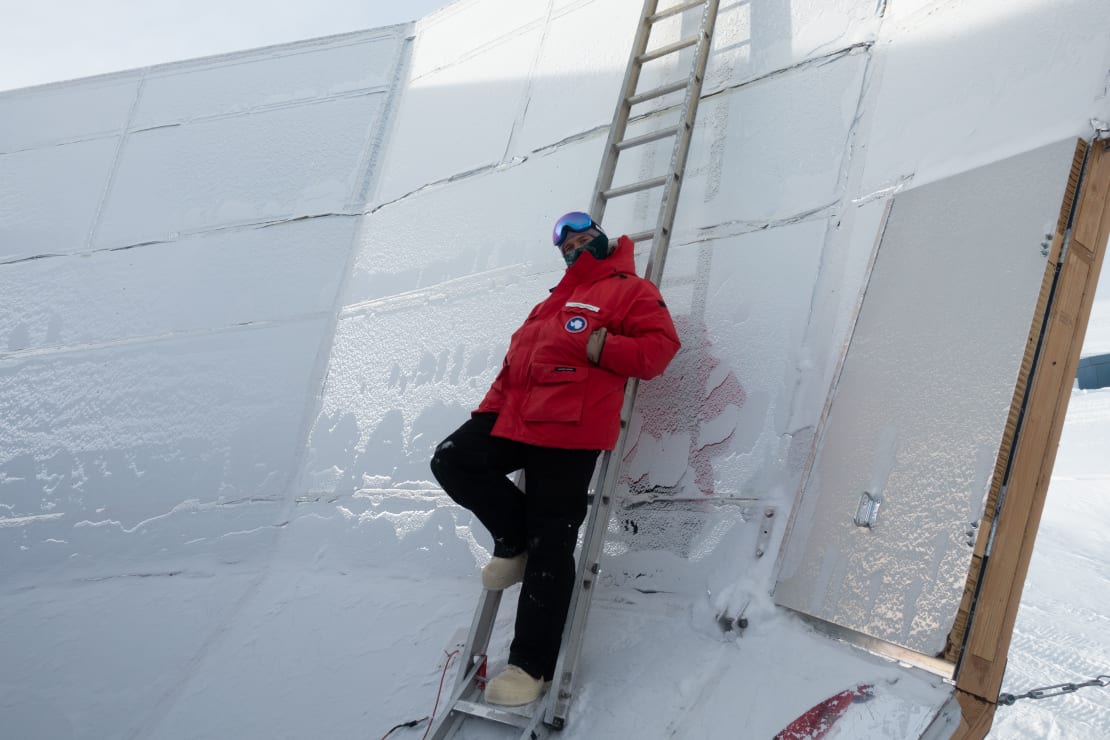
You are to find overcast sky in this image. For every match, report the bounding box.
[0,0,455,92]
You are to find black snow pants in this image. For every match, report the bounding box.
[430,412,600,681]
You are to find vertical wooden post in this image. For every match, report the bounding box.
[952,138,1110,737]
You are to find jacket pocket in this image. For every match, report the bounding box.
[521,363,589,423]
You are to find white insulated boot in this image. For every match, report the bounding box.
[481,553,527,590]
[485,665,545,706]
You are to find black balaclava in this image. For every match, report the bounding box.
[565,227,611,266]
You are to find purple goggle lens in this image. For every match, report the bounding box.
[552,211,595,246]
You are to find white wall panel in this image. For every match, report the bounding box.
[94,94,383,247]
[344,140,601,307]
[0,218,355,353]
[0,138,119,261]
[377,28,545,200]
[412,0,548,78]
[860,0,1110,193]
[707,0,876,90]
[509,0,641,156]
[133,33,407,128]
[0,75,138,152]
[687,51,868,224]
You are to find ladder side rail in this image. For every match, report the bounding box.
[428,491,516,737]
[644,0,719,283]
[544,378,641,728]
[427,647,496,740]
[454,588,502,693]
[547,1,721,726]
[435,1,720,735]
[589,0,659,221]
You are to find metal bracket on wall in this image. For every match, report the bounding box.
[854,491,881,528]
[755,507,775,557]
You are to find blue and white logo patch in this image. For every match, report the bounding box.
[565,316,588,333]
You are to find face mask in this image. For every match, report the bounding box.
[563,232,611,266]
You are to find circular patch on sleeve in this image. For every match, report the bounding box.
[565,316,588,333]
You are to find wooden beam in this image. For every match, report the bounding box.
[953,690,995,740]
[954,138,1110,721]
[942,139,1088,663]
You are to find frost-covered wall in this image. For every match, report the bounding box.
[297,0,1110,644]
[1,0,1108,659]
[0,28,412,578]
[296,0,881,581]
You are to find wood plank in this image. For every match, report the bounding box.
[1074,139,1110,247]
[956,139,1110,702]
[941,139,1088,663]
[951,690,995,740]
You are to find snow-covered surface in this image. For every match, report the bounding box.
[1,0,1109,738]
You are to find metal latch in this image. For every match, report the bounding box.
[854,491,881,528]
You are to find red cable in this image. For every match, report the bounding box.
[420,649,459,740]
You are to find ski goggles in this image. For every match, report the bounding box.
[552,211,597,247]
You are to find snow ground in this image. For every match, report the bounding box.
[987,385,1110,739]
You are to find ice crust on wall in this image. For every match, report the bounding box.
[0,28,412,576]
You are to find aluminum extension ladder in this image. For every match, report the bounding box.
[427,1,720,737]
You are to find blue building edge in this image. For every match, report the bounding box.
[1077,352,1110,389]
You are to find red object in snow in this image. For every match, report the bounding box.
[774,684,875,740]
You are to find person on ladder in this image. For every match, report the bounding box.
[430,211,680,706]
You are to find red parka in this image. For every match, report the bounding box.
[476,235,680,450]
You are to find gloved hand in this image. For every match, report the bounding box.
[586,327,607,364]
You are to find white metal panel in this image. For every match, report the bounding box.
[132,33,407,128]
[94,93,383,247]
[0,75,138,151]
[774,139,1078,655]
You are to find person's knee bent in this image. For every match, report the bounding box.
[430,437,469,506]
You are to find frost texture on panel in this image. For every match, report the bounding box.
[776,140,1077,654]
[592,222,825,594]
[620,221,827,505]
[0,320,326,575]
[306,275,548,497]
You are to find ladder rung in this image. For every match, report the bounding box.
[601,175,670,200]
[638,35,700,64]
[616,125,680,152]
[649,0,708,23]
[454,699,535,729]
[627,229,657,243]
[628,80,688,106]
